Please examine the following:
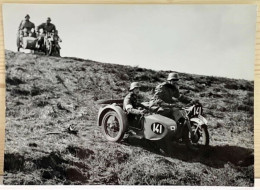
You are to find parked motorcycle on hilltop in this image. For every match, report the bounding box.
[97,99,209,151]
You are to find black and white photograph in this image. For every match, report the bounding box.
[2,4,256,186]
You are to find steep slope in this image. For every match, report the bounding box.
[4,50,254,185]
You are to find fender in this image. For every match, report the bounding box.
[97,105,128,133]
[190,115,208,126]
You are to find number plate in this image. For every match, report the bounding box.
[151,123,165,134]
[193,106,202,116]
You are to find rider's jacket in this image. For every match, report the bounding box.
[37,23,56,33]
[123,92,143,115]
[150,82,180,107]
[18,20,35,31]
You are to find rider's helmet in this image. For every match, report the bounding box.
[167,72,179,81]
[130,82,141,91]
[47,17,51,22]
[25,14,30,19]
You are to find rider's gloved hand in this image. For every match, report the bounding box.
[140,109,148,115]
[161,102,174,107]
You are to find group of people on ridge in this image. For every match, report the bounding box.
[17,14,62,53]
[123,72,195,128]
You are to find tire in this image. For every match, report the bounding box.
[101,111,126,142]
[183,123,209,151]
[56,47,60,57]
[44,42,48,55]
[16,34,21,52]
[47,42,53,56]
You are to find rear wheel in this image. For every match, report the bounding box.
[183,123,209,151]
[101,111,125,142]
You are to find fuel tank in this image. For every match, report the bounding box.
[143,114,177,140]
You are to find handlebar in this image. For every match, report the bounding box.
[140,101,204,115]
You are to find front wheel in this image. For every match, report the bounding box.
[101,111,126,142]
[183,123,209,151]
[47,42,53,56]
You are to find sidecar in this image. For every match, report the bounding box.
[18,35,58,56]
[18,36,38,53]
[97,99,178,142]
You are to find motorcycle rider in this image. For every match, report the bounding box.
[29,28,37,38]
[123,82,147,129]
[36,17,56,49]
[37,17,56,33]
[17,14,35,51]
[150,72,194,120]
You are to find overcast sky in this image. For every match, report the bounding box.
[2,4,257,80]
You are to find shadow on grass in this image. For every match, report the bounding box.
[124,137,254,168]
[4,151,89,185]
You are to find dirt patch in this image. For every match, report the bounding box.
[28,143,38,147]
[34,151,89,183]
[65,167,88,183]
[4,153,25,172]
[11,89,30,96]
[114,150,129,164]
[34,152,68,169]
[67,146,94,160]
[6,76,24,86]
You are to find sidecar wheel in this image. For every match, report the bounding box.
[184,124,209,151]
[101,111,125,142]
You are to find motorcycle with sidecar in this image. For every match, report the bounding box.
[97,99,209,151]
[17,31,60,56]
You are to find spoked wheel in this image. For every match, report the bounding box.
[184,123,209,151]
[101,111,125,142]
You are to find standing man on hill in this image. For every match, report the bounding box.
[17,14,35,51]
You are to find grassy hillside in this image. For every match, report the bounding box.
[4,50,254,185]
